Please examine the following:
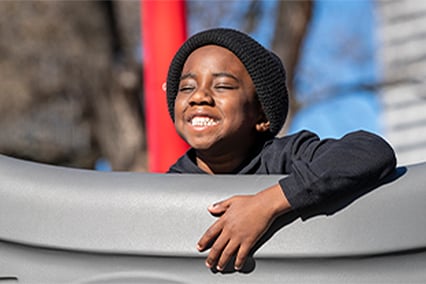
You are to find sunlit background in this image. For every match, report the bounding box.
[1,0,425,172]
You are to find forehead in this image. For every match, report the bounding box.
[183,45,247,72]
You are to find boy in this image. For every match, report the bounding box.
[165,28,396,272]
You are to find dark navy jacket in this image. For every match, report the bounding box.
[168,130,396,219]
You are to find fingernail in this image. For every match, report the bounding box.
[216,265,223,271]
[205,261,212,268]
[234,265,242,271]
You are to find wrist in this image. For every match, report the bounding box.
[257,184,291,217]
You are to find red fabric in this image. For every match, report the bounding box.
[142,0,189,172]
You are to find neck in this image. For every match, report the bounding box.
[194,137,266,174]
[195,151,245,174]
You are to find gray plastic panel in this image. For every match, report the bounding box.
[1,154,425,283]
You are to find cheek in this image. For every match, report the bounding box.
[221,98,257,127]
[239,97,260,118]
[173,98,187,132]
[174,97,185,117]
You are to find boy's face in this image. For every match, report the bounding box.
[174,45,266,155]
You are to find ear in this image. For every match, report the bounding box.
[255,111,270,133]
[256,120,270,133]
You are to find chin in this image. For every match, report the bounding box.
[185,135,220,150]
[190,142,215,152]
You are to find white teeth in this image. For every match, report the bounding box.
[191,117,218,126]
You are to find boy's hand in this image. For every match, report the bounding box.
[197,184,291,271]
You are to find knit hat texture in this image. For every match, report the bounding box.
[166,28,288,136]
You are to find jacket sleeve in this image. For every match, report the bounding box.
[276,130,397,220]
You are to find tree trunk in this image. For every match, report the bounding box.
[271,0,313,135]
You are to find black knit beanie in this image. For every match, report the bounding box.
[166,28,288,136]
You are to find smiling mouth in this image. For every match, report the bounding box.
[190,116,219,127]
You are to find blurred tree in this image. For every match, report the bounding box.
[0,0,312,171]
[0,0,145,170]
[272,0,313,133]
[187,0,313,135]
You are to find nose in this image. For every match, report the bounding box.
[188,87,214,106]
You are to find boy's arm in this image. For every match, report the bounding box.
[197,130,396,271]
[197,183,291,271]
[279,130,397,219]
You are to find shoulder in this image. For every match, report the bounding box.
[264,130,320,152]
[248,131,319,173]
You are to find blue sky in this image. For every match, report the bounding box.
[188,0,382,139]
[289,0,381,138]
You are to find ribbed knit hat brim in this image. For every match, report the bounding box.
[166,28,288,136]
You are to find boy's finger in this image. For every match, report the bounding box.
[197,219,222,251]
[207,200,228,216]
[234,243,251,271]
[216,240,239,271]
[205,234,229,270]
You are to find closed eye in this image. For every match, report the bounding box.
[215,84,237,90]
[179,85,195,93]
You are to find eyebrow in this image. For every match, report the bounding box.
[179,72,239,82]
[212,72,239,82]
[180,73,196,81]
